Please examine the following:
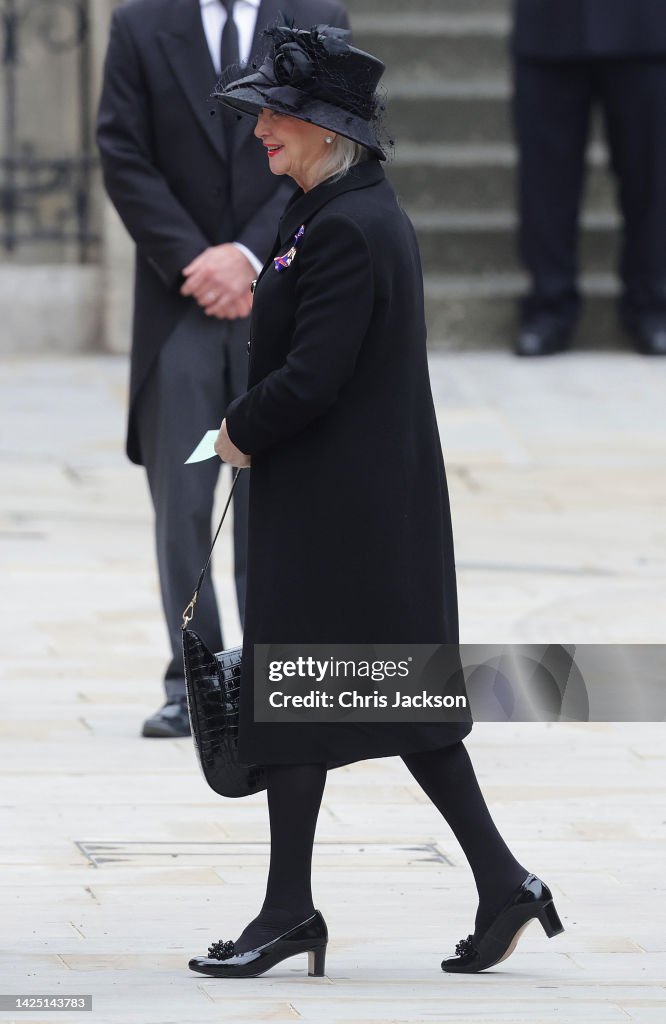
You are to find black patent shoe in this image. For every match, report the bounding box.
[141,699,191,738]
[441,872,564,973]
[188,909,328,978]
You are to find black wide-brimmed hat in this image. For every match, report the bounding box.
[213,23,387,160]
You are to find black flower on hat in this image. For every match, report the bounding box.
[274,42,314,87]
[268,24,352,92]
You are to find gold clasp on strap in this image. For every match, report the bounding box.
[181,594,198,630]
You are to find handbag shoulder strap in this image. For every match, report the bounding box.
[181,467,243,630]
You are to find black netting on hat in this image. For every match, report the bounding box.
[365,82,395,165]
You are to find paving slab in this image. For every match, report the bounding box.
[0,353,665,1023]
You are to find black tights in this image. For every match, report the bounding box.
[233,762,327,954]
[232,742,528,954]
[401,742,529,939]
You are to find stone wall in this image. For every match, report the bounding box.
[0,0,121,353]
[95,1,134,355]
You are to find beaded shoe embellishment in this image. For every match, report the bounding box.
[208,938,235,960]
[454,934,475,957]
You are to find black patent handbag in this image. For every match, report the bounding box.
[181,468,266,798]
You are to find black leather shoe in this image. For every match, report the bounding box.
[622,316,666,355]
[188,909,328,978]
[514,318,573,356]
[441,872,564,973]
[141,699,191,738]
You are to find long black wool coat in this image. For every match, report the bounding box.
[225,159,474,766]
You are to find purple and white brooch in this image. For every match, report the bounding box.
[274,224,305,272]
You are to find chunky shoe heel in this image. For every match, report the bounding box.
[537,900,564,938]
[307,943,327,976]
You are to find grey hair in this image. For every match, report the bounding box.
[316,134,370,185]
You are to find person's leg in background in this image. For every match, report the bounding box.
[134,304,232,737]
[401,741,529,939]
[512,58,594,355]
[600,58,666,355]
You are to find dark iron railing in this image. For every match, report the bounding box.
[1,0,98,261]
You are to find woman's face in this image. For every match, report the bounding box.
[254,108,334,191]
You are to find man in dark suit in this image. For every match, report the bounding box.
[512,0,666,356]
[97,0,349,737]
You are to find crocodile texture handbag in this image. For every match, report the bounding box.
[181,469,266,798]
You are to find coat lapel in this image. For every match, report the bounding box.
[278,160,386,245]
[157,0,227,162]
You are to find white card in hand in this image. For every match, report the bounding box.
[185,430,219,464]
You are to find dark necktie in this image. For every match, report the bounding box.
[219,0,241,142]
[220,0,240,72]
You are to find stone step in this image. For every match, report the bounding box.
[353,15,510,83]
[422,273,625,347]
[386,81,510,146]
[387,82,614,151]
[387,142,615,212]
[383,82,609,148]
[413,211,621,275]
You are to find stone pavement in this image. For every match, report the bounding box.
[0,351,664,1024]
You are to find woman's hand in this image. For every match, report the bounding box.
[215,419,251,468]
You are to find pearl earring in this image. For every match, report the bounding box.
[325,136,333,144]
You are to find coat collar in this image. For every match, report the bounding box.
[278,159,386,245]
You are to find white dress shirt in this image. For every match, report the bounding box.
[200,0,261,72]
[200,0,263,274]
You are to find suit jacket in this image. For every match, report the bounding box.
[224,159,472,765]
[96,0,349,464]
[513,0,666,59]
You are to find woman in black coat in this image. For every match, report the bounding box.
[188,25,564,978]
